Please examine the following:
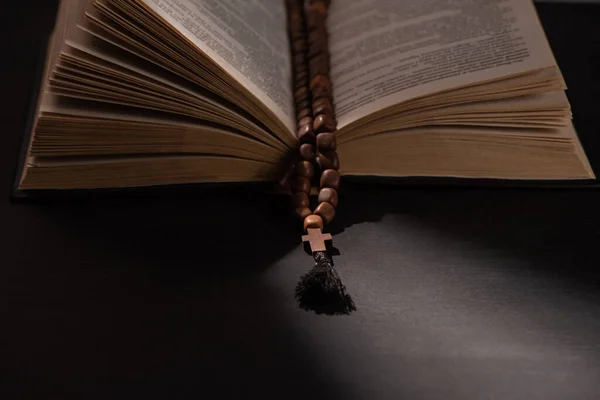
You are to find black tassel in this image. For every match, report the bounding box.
[295,251,356,315]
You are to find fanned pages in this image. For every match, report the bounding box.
[16,0,594,192]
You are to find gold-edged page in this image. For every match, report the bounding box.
[34,96,285,162]
[19,0,81,186]
[20,0,292,190]
[338,123,595,180]
[20,155,281,190]
[328,0,560,130]
[338,90,572,143]
[137,0,297,136]
[48,35,289,152]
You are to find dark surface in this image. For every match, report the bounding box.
[2,2,600,399]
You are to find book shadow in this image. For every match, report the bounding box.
[5,190,364,398]
[33,189,304,276]
[332,183,600,298]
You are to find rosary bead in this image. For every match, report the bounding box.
[294,65,308,78]
[308,29,327,45]
[308,39,328,60]
[292,191,310,208]
[309,54,329,77]
[310,64,329,79]
[313,114,335,134]
[307,9,325,33]
[310,75,330,91]
[314,202,336,224]
[312,97,333,117]
[320,169,340,190]
[304,215,324,231]
[299,143,316,160]
[298,116,313,128]
[318,150,339,170]
[296,99,310,111]
[295,69,308,83]
[295,160,314,179]
[292,176,311,193]
[294,79,308,90]
[297,125,316,143]
[316,132,337,150]
[294,61,307,75]
[309,50,328,65]
[295,206,312,220]
[312,84,331,101]
[297,107,312,120]
[308,2,328,17]
[294,87,309,103]
[292,39,307,53]
[289,24,305,41]
[295,80,308,91]
[318,187,338,207]
[294,51,306,63]
[288,12,302,30]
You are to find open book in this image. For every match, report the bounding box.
[14,0,596,193]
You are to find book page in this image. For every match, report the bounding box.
[328,0,559,129]
[139,0,295,133]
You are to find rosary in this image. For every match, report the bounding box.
[283,0,356,315]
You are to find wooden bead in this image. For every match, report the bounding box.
[312,97,330,108]
[289,25,305,41]
[291,31,306,41]
[294,59,307,73]
[295,206,312,220]
[312,84,331,100]
[309,51,328,66]
[295,79,308,90]
[313,114,335,134]
[296,99,310,112]
[312,97,333,116]
[288,13,303,34]
[318,188,338,207]
[307,9,325,32]
[292,39,307,53]
[298,116,313,128]
[309,55,328,77]
[297,125,316,143]
[308,29,327,45]
[313,106,333,120]
[320,169,340,190]
[296,108,312,120]
[311,0,329,14]
[294,87,309,103]
[295,70,308,82]
[318,150,339,170]
[304,215,324,231]
[292,176,311,193]
[308,39,328,60]
[316,132,337,150]
[310,75,330,91]
[294,65,308,77]
[295,160,314,179]
[292,192,309,208]
[299,143,316,160]
[314,202,336,224]
[294,51,306,62]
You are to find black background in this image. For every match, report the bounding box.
[2,2,600,399]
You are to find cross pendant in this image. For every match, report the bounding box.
[302,228,332,253]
